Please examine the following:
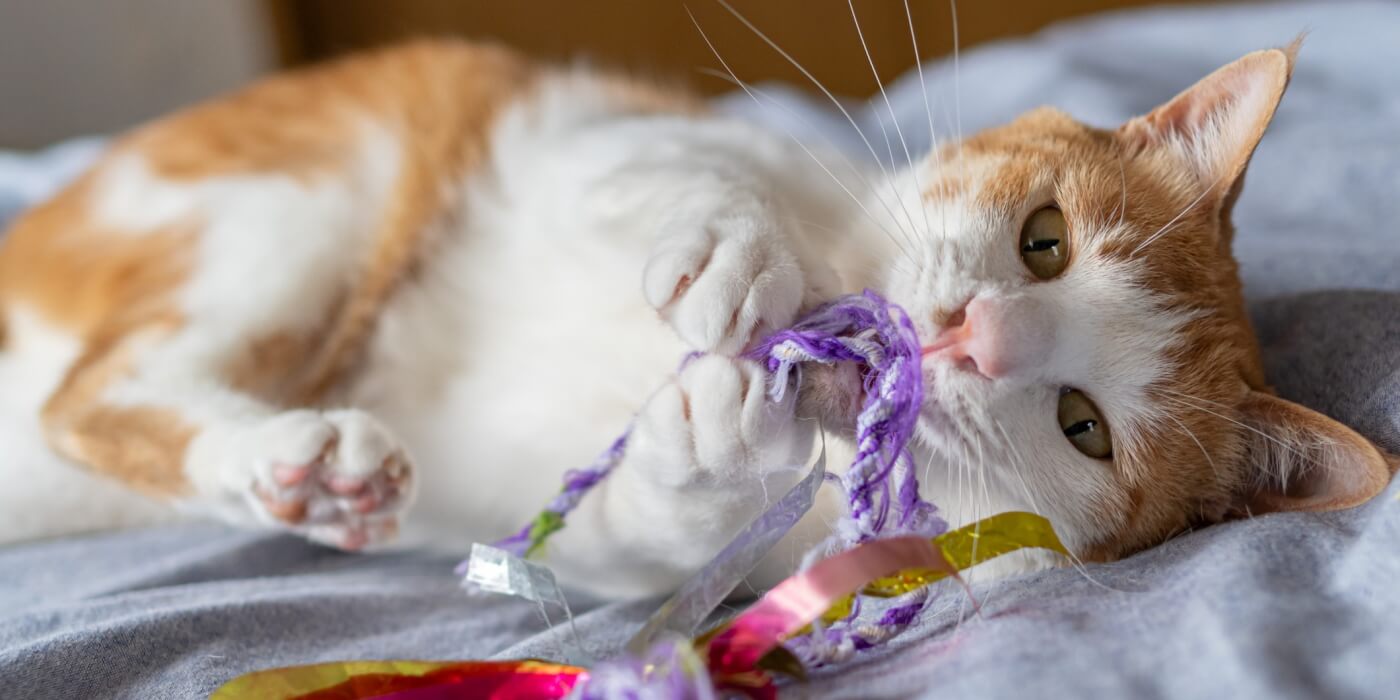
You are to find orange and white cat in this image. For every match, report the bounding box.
[0,40,1391,597]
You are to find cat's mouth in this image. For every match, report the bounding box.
[795,358,956,440]
[794,362,866,437]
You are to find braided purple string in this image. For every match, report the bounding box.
[573,637,717,700]
[486,291,947,682]
[494,290,942,558]
[488,431,631,560]
[747,290,944,544]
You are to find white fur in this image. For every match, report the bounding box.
[0,307,175,544]
[2,71,1196,594]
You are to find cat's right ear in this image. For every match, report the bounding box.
[1118,42,1299,209]
[1230,391,1395,516]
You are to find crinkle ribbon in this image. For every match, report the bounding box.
[498,290,944,559]
[212,513,1067,699]
[213,293,1072,699]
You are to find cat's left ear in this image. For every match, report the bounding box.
[1233,391,1395,516]
[1119,41,1299,207]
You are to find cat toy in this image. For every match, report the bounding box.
[496,290,943,561]
[214,292,1068,699]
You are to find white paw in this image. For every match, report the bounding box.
[220,409,414,550]
[643,208,804,355]
[629,355,811,487]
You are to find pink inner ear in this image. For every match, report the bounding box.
[1240,392,1394,515]
[1253,449,1386,513]
[1121,48,1293,191]
[1149,70,1250,145]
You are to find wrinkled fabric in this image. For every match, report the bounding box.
[3,2,1399,698]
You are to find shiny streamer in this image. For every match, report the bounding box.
[212,512,1068,699]
[706,512,1069,679]
[707,536,957,674]
[626,447,827,656]
[211,659,586,700]
[463,543,588,665]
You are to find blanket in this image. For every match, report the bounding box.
[2,2,1397,697]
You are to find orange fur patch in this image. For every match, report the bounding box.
[40,321,196,497]
[0,39,704,502]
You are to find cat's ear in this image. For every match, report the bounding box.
[1232,391,1394,516]
[1119,42,1298,204]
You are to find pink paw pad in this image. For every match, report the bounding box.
[248,411,414,551]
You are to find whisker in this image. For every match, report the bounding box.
[1111,151,1128,229]
[847,0,930,243]
[902,0,949,228]
[1162,412,1218,476]
[948,0,968,194]
[1157,390,1302,458]
[1130,174,1226,257]
[954,430,985,625]
[686,20,922,272]
[920,440,939,494]
[973,428,998,613]
[711,0,923,245]
[789,215,920,278]
[1160,392,1314,500]
[992,420,1124,593]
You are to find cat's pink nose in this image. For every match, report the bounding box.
[923,296,1053,379]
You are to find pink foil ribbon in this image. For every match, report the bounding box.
[706,536,957,675]
[216,512,1066,699]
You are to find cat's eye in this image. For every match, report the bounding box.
[1019,206,1069,279]
[1058,389,1113,460]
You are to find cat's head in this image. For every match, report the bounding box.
[859,45,1394,559]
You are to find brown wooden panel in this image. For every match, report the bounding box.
[272,1,1208,96]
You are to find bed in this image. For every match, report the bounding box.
[3,1,1399,697]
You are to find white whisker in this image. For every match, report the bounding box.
[992,420,1124,592]
[847,0,930,243]
[948,0,968,193]
[1158,390,1301,458]
[903,0,949,241]
[1112,151,1128,228]
[686,19,921,271]
[1163,411,1218,476]
[1130,175,1225,256]
[710,0,923,248]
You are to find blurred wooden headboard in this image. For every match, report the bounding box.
[269,0,1201,97]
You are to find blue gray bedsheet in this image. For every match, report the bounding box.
[3,1,1399,697]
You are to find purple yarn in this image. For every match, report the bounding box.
[572,638,716,700]
[877,600,926,628]
[492,430,631,559]
[491,290,949,677]
[497,290,944,558]
[747,290,944,543]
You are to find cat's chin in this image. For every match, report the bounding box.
[795,362,864,438]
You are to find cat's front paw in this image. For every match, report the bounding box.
[643,208,804,355]
[224,410,415,550]
[630,355,811,487]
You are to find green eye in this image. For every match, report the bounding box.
[1058,389,1113,460]
[1019,206,1070,279]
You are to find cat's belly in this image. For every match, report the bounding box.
[349,199,686,551]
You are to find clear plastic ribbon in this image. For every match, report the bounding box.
[626,447,827,655]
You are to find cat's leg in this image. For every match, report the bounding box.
[546,353,816,597]
[39,321,415,550]
[0,320,179,545]
[641,189,815,356]
[533,161,844,594]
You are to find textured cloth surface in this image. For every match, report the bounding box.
[3,2,1399,698]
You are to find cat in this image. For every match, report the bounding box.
[0,38,1392,598]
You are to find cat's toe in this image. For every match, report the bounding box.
[644,215,803,354]
[666,354,805,481]
[242,409,415,550]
